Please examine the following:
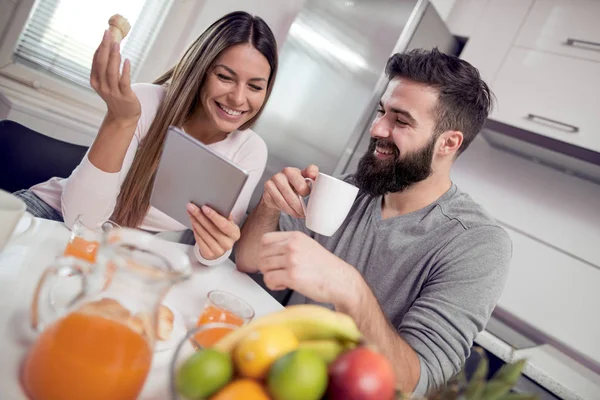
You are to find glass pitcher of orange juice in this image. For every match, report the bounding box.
[23,227,192,400]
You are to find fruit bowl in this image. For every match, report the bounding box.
[168,305,398,400]
[168,306,532,400]
[169,322,240,400]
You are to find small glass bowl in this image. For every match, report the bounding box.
[169,322,240,400]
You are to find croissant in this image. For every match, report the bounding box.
[108,14,131,44]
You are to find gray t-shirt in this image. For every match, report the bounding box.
[279,175,512,395]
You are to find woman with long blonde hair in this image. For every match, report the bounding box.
[15,11,278,265]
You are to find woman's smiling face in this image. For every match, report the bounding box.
[199,43,271,133]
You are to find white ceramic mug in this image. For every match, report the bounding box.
[0,189,37,252]
[297,173,359,237]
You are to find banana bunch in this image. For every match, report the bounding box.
[298,339,357,363]
[213,304,362,363]
[410,347,537,400]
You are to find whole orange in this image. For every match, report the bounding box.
[209,379,270,400]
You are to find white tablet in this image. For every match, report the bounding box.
[150,126,249,229]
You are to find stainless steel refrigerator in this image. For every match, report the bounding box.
[249,0,460,209]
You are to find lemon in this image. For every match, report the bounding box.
[267,349,328,400]
[176,348,233,399]
[233,325,299,379]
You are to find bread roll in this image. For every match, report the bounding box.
[79,298,131,321]
[78,298,174,341]
[157,304,175,340]
[128,313,151,337]
[108,14,131,44]
[128,304,175,341]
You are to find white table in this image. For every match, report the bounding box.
[0,217,283,400]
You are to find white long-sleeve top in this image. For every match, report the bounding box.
[30,83,268,265]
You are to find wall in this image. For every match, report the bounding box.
[0,89,10,118]
[0,0,19,45]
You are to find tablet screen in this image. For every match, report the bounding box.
[150,126,249,229]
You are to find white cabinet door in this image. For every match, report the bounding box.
[491,47,600,152]
[515,0,600,63]
[459,0,533,84]
[498,226,600,364]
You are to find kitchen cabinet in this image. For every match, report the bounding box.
[458,0,533,84]
[514,0,600,63]
[498,226,600,363]
[460,0,600,170]
[491,47,600,152]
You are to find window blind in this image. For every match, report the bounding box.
[14,0,172,88]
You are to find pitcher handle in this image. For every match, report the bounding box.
[30,257,90,331]
[296,177,314,217]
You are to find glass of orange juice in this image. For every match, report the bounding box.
[63,215,119,263]
[194,290,254,348]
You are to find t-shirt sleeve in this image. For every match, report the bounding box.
[60,83,162,228]
[398,225,512,395]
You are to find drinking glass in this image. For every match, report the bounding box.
[193,290,254,348]
[63,214,119,263]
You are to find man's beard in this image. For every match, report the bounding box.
[354,137,435,196]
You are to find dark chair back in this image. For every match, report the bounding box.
[0,120,88,192]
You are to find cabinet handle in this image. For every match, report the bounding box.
[526,114,579,133]
[565,38,600,48]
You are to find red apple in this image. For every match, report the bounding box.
[327,346,396,400]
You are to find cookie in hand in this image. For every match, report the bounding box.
[108,14,131,44]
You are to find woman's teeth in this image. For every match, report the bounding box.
[218,103,244,116]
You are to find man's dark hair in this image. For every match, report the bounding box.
[385,48,493,156]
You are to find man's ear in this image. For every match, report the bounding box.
[437,130,463,156]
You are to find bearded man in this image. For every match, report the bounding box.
[235,48,512,396]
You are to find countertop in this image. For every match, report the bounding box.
[475,328,600,400]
